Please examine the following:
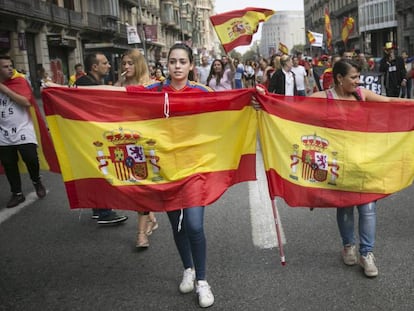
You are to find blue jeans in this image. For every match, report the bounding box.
[336,202,376,256]
[167,206,206,280]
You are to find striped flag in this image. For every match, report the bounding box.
[341,17,355,44]
[257,93,414,208]
[307,31,323,47]
[210,7,275,53]
[278,42,289,55]
[42,88,257,212]
[324,8,333,51]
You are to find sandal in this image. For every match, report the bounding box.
[136,231,149,248]
[146,219,159,236]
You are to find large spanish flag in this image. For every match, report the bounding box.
[42,88,257,212]
[0,75,60,174]
[210,7,274,53]
[257,93,414,207]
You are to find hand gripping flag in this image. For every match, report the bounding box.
[341,17,355,44]
[257,93,414,208]
[0,75,60,175]
[210,7,275,53]
[42,88,257,212]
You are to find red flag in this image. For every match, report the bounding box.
[42,88,257,212]
[278,42,289,55]
[210,7,275,53]
[341,17,355,44]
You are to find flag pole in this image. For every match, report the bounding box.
[270,198,286,265]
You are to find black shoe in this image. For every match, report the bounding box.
[97,212,128,225]
[91,212,100,220]
[7,193,25,208]
[33,181,46,198]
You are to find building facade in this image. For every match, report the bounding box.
[259,11,306,58]
[0,0,215,95]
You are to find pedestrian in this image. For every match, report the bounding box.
[400,50,413,98]
[75,52,128,225]
[196,55,210,85]
[233,58,244,89]
[268,54,297,95]
[68,63,86,87]
[0,55,46,208]
[310,59,414,277]
[291,55,310,95]
[114,48,158,248]
[206,58,233,91]
[379,42,407,97]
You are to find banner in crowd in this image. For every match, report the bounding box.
[307,31,323,47]
[359,71,383,95]
[257,93,414,207]
[42,88,257,212]
[0,75,60,175]
[210,7,275,53]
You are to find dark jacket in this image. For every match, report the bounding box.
[379,55,406,96]
[268,69,298,95]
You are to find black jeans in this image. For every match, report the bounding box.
[0,143,40,193]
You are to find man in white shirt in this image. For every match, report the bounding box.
[197,55,210,85]
[291,56,310,96]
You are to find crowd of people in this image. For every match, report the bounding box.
[2,40,414,308]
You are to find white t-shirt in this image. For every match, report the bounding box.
[0,78,37,145]
[197,64,210,85]
[291,65,307,91]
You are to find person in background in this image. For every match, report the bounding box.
[321,55,342,90]
[257,57,272,89]
[310,59,414,278]
[379,42,407,97]
[341,50,354,60]
[356,53,369,72]
[68,63,86,87]
[291,55,310,95]
[243,60,255,88]
[268,54,297,95]
[400,50,413,98]
[76,52,128,225]
[206,58,233,91]
[196,55,210,85]
[114,48,158,247]
[0,55,46,208]
[233,58,244,89]
[154,67,166,82]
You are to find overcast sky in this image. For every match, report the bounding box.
[213,0,305,52]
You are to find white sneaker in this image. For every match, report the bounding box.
[196,280,214,308]
[359,252,378,277]
[342,244,358,266]
[179,268,195,294]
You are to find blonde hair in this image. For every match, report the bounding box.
[118,49,150,86]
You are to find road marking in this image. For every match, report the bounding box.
[249,142,286,249]
[0,192,42,225]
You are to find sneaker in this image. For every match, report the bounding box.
[179,268,195,294]
[6,193,25,208]
[359,252,378,277]
[97,212,128,225]
[91,211,100,220]
[342,244,358,266]
[33,180,46,198]
[196,280,214,308]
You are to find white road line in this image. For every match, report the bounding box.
[0,192,42,225]
[249,142,286,249]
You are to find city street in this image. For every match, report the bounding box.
[0,147,413,311]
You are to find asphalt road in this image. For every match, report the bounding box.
[0,165,413,310]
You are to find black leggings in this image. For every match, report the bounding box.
[0,143,40,193]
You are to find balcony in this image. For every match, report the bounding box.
[0,0,31,14]
[86,12,101,31]
[101,15,119,33]
[69,10,83,29]
[32,0,51,20]
[51,4,69,25]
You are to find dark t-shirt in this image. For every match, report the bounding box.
[75,74,101,86]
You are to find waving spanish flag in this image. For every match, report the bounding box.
[42,88,257,212]
[257,93,414,208]
[341,17,355,44]
[210,7,274,53]
[278,42,289,55]
[324,8,333,51]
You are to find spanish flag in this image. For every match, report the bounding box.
[210,7,274,53]
[341,17,355,44]
[278,42,289,55]
[307,30,316,45]
[42,88,257,212]
[324,8,333,51]
[257,93,414,208]
[0,75,60,174]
